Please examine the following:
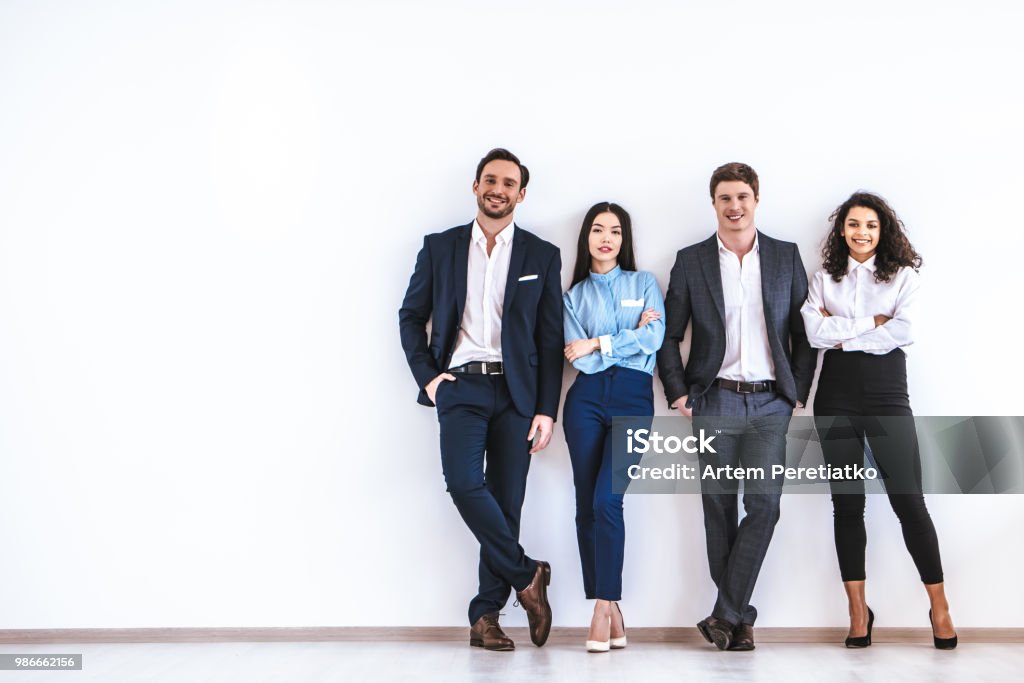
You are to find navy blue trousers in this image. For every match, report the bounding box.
[563,367,652,601]
[692,385,793,626]
[434,374,539,626]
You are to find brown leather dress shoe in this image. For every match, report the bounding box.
[728,623,755,651]
[515,561,552,647]
[470,612,515,651]
[696,616,734,651]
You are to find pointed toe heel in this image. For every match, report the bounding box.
[930,609,958,650]
[610,603,627,649]
[844,607,874,648]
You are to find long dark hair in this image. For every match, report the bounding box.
[822,191,922,283]
[570,202,636,288]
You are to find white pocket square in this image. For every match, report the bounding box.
[621,298,644,307]
[518,274,538,281]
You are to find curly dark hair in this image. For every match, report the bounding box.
[821,191,922,283]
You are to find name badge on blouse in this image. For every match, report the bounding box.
[621,298,644,307]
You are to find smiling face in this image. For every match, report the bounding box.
[842,205,882,263]
[588,211,622,272]
[712,180,758,236]
[472,159,525,221]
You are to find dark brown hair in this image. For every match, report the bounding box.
[475,148,529,189]
[709,162,759,199]
[821,191,922,283]
[570,202,637,288]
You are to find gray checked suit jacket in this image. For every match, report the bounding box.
[656,231,815,408]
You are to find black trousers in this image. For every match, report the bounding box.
[813,349,944,585]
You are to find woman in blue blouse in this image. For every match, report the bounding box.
[563,202,665,653]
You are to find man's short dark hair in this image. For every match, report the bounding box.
[475,148,530,190]
[710,162,759,199]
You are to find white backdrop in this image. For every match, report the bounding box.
[1,0,1022,629]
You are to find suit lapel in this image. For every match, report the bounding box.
[503,226,526,312]
[454,224,471,324]
[758,231,780,325]
[699,235,726,324]
[758,231,784,352]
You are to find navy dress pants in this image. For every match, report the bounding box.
[813,349,944,585]
[563,366,652,601]
[692,385,793,626]
[434,374,539,625]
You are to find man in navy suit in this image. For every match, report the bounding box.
[399,148,563,651]
[657,162,814,651]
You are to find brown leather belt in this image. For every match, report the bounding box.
[715,378,775,394]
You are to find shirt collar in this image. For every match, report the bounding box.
[717,231,760,255]
[589,264,622,283]
[848,254,877,273]
[471,220,515,246]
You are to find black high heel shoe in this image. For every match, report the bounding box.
[929,609,958,650]
[845,607,874,648]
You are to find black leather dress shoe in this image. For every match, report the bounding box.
[470,612,514,651]
[728,623,755,651]
[697,616,734,651]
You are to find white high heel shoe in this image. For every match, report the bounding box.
[610,603,627,649]
[586,611,611,653]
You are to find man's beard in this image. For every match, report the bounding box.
[478,195,514,220]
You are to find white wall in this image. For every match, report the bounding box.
[1,0,1022,629]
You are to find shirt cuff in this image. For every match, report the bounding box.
[598,335,613,356]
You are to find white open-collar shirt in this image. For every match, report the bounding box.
[449,219,515,368]
[717,233,776,382]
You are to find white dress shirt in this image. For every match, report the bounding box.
[800,256,919,354]
[717,234,776,381]
[449,220,515,368]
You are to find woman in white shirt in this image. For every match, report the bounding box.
[801,192,956,650]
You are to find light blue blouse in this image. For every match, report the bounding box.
[563,266,666,376]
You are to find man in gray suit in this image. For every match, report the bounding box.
[657,162,814,651]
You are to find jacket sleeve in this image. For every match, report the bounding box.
[656,252,692,407]
[398,236,441,396]
[788,245,816,404]
[534,248,564,420]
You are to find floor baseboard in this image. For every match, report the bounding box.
[1,626,1020,644]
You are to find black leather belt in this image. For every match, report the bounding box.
[715,378,775,394]
[449,361,504,375]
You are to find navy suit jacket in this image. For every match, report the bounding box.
[656,231,815,408]
[399,222,564,419]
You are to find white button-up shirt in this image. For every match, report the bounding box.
[449,220,515,368]
[801,256,919,354]
[717,234,776,381]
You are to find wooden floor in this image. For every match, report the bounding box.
[2,629,1023,682]
[2,640,1022,682]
